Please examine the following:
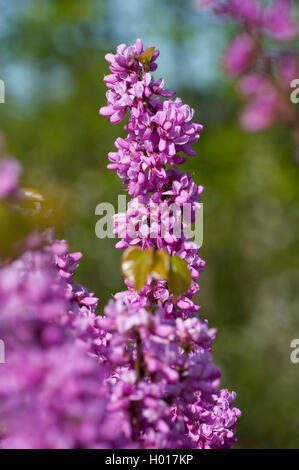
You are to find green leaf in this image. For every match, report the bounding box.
[151,250,169,281]
[121,246,153,292]
[135,46,155,72]
[168,255,191,299]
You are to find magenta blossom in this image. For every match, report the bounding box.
[223,33,256,76]
[0,158,21,199]
[197,0,299,157]
[100,39,240,448]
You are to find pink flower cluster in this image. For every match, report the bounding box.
[0,159,125,449]
[0,40,241,449]
[197,0,299,158]
[202,0,298,41]
[0,241,123,448]
[100,39,241,448]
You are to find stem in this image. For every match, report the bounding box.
[129,327,145,440]
[133,326,144,381]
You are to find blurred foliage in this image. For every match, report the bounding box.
[1,0,299,449]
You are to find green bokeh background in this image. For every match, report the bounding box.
[1,0,299,449]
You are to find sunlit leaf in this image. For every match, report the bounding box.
[151,249,169,281]
[168,255,191,299]
[121,246,153,292]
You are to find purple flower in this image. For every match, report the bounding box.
[0,241,124,449]
[100,40,240,448]
[1,38,241,450]
[264,0,298,41]
[197,0,299,155]
[277,53,299,87]
[151,98,203,157]
[181,389,241,448]
[223,33,256,77]
[238,74,279,131]
[198,0,298,40]
[0,158,21,199]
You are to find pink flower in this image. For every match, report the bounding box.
[264,0,298,41]
[100,40,240,448]
[238,74,279,131]
[223,33,256,77]
[0,158,21,199]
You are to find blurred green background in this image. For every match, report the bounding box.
[1,0,299,449]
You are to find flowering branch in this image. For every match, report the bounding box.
[197,0,299,160]
[0,37,241,450]
[99,38,241,449]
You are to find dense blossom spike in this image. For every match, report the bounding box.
[100,39,240,448]
[0,39,240,450]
